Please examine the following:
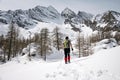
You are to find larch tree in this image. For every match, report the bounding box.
[52,27,63,51]
[40,28,50,61]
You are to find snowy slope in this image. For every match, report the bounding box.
[17,22,79,39]
[0,20,93,40]
[0,45,120,80]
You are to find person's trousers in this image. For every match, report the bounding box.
[64,48,70,63]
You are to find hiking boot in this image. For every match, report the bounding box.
[68,60,70,63]
[65,62,67,64]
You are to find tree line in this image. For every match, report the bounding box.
[0,22,120,62]
[0,23,64,62]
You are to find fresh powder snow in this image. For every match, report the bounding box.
[0,45,120,80]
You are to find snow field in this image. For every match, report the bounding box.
[0,46,120,80]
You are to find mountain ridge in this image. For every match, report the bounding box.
[0,5,94,27]
[0,5,120,31]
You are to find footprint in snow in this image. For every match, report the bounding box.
[45,73,50,78]
[62,73,68,76]
[45,72,57,78]
[58,71,62,74]
[97,70,103,77]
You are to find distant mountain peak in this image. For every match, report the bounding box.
[94,10,120,23]
[77,11,93,20]
[63,7,73,12]
[106,10,120,14]
[61,7,76,19]
[92,10,120,31]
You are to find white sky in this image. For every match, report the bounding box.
[0,0,120,15]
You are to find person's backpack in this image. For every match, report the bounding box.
[63,40,70,48]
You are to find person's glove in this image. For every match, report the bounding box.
[72,48,73,51]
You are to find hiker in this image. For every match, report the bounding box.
[63,36,73,64]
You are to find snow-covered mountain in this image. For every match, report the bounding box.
[0,9,36,27]
[0,6,94,28]
[93,10,120,31]
[73,11,93,26]
[0,5,95,38]
[61,8,76,19]
[0,5,62,28]
[0,5,120,38]
[28,6,62,24]
[95,10,120,23]
[61,8,93,26]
